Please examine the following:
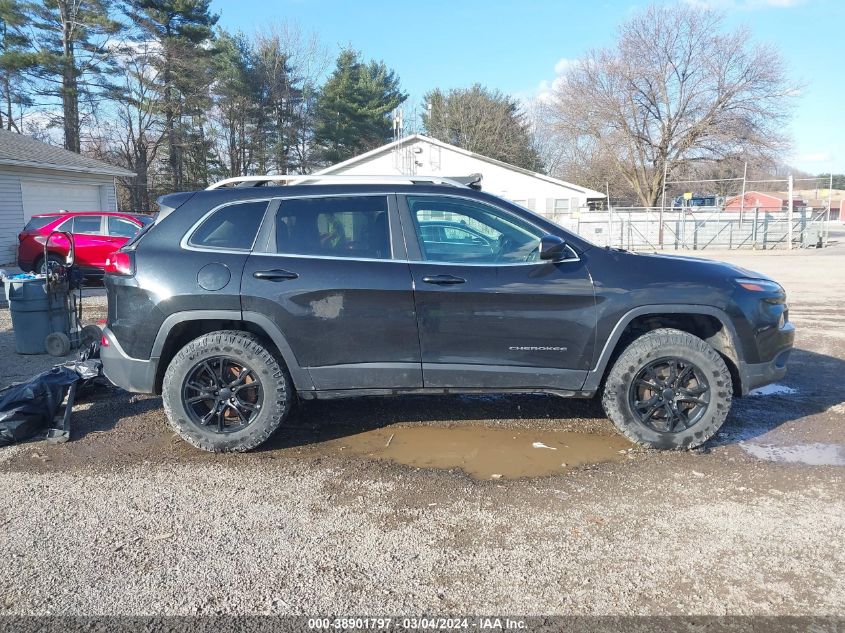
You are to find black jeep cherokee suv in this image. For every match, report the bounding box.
[100,176,794,453]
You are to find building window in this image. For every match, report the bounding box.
[554,199,570,214]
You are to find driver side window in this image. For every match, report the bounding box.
[407,196,543,264]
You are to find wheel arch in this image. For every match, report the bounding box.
[584,305,744,395]
[150,310,313,394]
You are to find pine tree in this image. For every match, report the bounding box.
[253,33,299,174]
[0,0,36,131]
[29,0,123,152]
[124,0,218,189]
[211,29,261,177]
[314,49,405,165]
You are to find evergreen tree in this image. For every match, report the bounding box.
[124,0,218,189]
[0,0,37,131]
[29,0,123,152]
[211,29,261,177]
[423,84,542,172]
[253,32,299,174]
[818,173,845,190]
[314,48,405,164]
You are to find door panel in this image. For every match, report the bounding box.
[400,194,596,390]
[69,215,113,269]
[410,261,596,389]
[241,194,421,391]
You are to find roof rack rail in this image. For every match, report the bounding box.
[205,173,482,190]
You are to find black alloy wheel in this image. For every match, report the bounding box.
[628,356,710,433]
[182,356,263,434]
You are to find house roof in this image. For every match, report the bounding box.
[725,191,804,207]
[317,134,606,199]
[0,128,134,177]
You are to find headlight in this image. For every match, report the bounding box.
[735,278,783,293]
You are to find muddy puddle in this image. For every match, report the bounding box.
[330,425,633,479]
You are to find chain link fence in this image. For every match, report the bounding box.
[557,207,833,251]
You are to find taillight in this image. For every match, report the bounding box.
[100,334,109,347]
[104,252,134,276]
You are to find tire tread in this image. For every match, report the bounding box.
[162,330,291,453]
[601,328,732,449]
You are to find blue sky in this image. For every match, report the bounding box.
[215,0,844,174]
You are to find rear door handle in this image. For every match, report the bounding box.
[253,269,299,281]
[421,274,466,285]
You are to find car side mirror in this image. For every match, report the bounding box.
[539,234,568,261]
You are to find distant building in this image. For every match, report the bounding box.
[724,191,806,213]
[317,134,606,224]
[0,129,133,263]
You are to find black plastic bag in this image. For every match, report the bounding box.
[0,359,102,447]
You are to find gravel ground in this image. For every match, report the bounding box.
[0,246,843,617]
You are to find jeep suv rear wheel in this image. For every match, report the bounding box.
[601,328,732,449]
[162,330,292,452]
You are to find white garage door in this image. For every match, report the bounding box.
[20,180,102,223]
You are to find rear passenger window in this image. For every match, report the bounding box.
[274,196,390,259]
[108,216,140,238]
[72,215,103,235]
[190,201,268,250]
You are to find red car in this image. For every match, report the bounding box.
[17,211,154,276]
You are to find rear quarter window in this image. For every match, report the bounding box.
[189,200,268,250]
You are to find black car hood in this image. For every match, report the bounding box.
[618,249,771,282]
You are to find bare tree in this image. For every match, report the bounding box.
[424,84,541,171]
[90,40,166,212]
[550,3,796,207]
[526,96,635,205]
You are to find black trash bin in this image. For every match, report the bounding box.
[7,277,73,355]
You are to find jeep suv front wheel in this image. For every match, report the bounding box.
[162,330,292,452]
[602,328,732,449]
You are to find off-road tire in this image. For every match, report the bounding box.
[162,330,292,452]
[601,328,732,449]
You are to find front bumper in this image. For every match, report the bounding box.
[738,321,795,395]
[100,327,158,393]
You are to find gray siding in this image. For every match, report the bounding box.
[105,179,117,211]
[0,172,23,264]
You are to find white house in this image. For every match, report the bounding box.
[0,128,134,263]
[317,134,605,221]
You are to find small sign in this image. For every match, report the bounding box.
[683,192,693,200]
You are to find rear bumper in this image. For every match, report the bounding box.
[100,327,158,393]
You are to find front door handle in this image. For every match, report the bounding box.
[421,274,466,285]
[253,269,299,281]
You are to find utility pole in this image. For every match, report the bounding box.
[659,161,668,249]
[787,174,794,251]
[606,182,612,248]
[739,161,747,223]
[825,173,833,247]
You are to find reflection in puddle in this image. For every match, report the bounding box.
[333,425,632,479]
[740,442,845,466]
